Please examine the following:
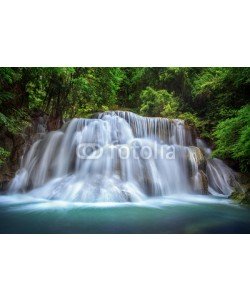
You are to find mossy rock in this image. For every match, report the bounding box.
[230,187,250,204]
[230,174,250,204]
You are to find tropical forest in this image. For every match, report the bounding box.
[0,67,249,233]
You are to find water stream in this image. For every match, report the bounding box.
[0,111,249,233]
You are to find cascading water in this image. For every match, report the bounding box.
[9,111,241,203]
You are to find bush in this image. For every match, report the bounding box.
[140,87,179,118]
[0,147,10,166]
[213,104,250,172]
[0,110,29,134]
[177,112,200,127]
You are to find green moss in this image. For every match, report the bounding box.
[0,147,10,166]
[230,191,250,204]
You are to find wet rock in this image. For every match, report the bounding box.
[0,172,13,192]
[230,174,250,204]
[189,146,206,172]
[47,116,62,131]
[191,170,208,195]
[230,189,250,204]
[200,170,208,194]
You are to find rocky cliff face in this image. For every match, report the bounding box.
[0,112,52,192]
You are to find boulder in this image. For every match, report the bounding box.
[188,146,206,172]
[230,174,250,204]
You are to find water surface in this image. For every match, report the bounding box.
[0,194,249,233]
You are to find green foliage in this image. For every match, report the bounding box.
[178,112,200,127]
[140,87,179,118]
[0,110,29,134]
[213,105,250,172]
[0,67,124,122]
[161,95,179,118]
[0,147,10,166]
[177,112,211,139]
[191,67,250,119]
[192,68,227,98]
[0,67,249,173]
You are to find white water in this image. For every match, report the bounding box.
[9,111,241,202]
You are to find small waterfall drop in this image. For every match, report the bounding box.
[9,111,241,202]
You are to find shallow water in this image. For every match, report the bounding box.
[0,194,250,233]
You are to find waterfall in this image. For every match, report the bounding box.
[9,111,241,202]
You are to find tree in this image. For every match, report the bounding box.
[139,87,179,118]
[213,105,250,172]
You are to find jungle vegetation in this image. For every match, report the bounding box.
[0,67,249,172]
